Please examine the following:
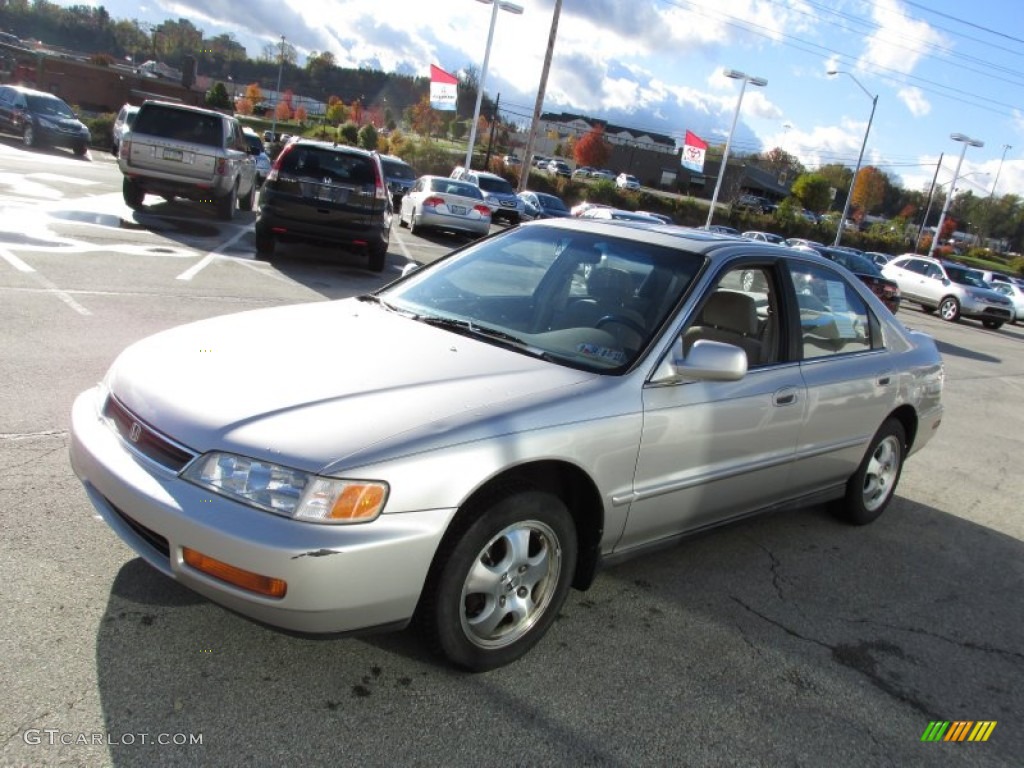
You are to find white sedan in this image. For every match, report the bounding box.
[398,175,492,238]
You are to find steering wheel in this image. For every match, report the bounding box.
[596,314,646,336]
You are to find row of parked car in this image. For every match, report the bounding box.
[736,231,1023,326]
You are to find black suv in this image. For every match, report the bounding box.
[255,139,391,272]
[0,85,91,155]
[380,154,417,211]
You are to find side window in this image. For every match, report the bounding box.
[788,262,875,360]
[683,265,780,369]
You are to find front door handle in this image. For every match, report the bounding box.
[773,386,799,406]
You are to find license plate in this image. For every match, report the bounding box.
[162,148,183,162]
[449,205,467,215]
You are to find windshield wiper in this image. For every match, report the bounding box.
[416,316,554,360]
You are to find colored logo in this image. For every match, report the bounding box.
[921,721,996,742]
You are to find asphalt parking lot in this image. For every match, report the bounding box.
[1,141,1022,767]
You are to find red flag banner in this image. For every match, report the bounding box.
[430,64,458,111]
[682,130,708,173]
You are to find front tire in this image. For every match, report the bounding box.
[938,296,960,322]
[122,178,144,210]
[422,488,577,671]
[73,141,88,157]
[833,418,906,526]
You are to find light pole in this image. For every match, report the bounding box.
[464,0,524,171]
[705,69,767,228]
[270,35,285,139]
[828,70,877,246]
[915,170,989,252]
[928,133,984,258]
[982,143,1011,248]
[517,0,562,192]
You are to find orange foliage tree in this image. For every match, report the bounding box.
[851,165,886,216]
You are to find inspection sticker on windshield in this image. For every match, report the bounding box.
[576,343,626,365]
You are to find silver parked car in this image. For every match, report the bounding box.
[70,221,944,671]
[881,255,1013,328]
[399,175,492,237]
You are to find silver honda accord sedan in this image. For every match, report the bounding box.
[70,220,945,671]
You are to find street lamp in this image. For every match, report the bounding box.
[705,69,767,228]
[915,170,989,253]
[928,133,984,258]
[464,0,524,171]
[828,70,877,246]
[270,35,286,139]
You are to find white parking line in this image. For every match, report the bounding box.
[176,227,251,281]
[0,247,34,272]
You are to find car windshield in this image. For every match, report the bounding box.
[382,159,416,179]
[379,226,703,372]
[26,94,75,119]
[945,266,987,288]
[478,176,515,195]
[536,194,568,212]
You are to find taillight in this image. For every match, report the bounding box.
[372,157,387,201]
[215,157,227,176]
[122,138,131,156]
[422,196,445,209]
[473,204,491,217]
[266,145,292,182]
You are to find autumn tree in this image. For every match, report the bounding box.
[294,105,307,124]
[574,126,612,169]
[245,83,264,107]
[851,165,887,216]
[325,97,348,125]
[235,98,254,116]
[408,95,441,138]
[275,101,292,121]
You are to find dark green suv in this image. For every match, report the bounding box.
[255,139,392,272]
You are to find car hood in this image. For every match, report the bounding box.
[107,299,595,473]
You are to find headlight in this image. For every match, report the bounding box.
[182,451,387,524]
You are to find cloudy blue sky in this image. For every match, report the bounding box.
[61,0,1024,196]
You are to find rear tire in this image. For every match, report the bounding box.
[409,210,421,236]
[833,418,906,526]
[217,183,237,221]
[22,124,35,148]
[254,225,275,257]
[239,181,256,212]
[982,319,1003,330]
[368,242,387,273]
[420,487,577,672]
[122,178,144,210]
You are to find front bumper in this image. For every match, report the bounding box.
[69,386,454,634]
[961,297,1013,322]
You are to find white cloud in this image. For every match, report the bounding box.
[857,0,947,75]
[898,87,930,117]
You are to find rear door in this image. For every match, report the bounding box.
[271,145,380,228]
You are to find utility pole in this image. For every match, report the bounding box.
[915,153,943,253]
[270,35,285,140]
[484,93,500,168]
[517,0,562,192]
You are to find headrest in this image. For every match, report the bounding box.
[702,290,759,336]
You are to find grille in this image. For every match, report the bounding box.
[109,502,170,559]
[103,395,195,471]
